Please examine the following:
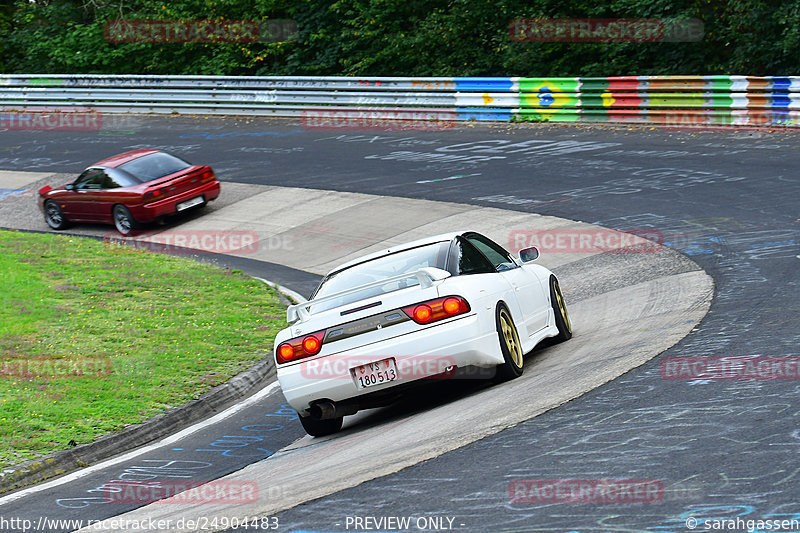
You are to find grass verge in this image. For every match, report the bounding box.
[0,229,286,469]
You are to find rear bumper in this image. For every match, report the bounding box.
[132,180,220,222]
[276,313,503,415]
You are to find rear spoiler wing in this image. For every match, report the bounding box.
[287,267,451,323]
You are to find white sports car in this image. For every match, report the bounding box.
[274,231,572,436]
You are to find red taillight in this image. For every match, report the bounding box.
[443,297,461,315]
[403,296,470,325]
[302,335,321,354]
[278,344,294,361]
[413,305,433,323]
[143,188,164,204]
[276,330,326,364]
[199,169,215,183]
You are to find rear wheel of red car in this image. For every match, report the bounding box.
[113,205,138,235]
[493,304,525,383]
[44,200,70,230]
[300,415,343,437]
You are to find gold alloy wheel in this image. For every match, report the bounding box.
[499,308,523,369]
[553,280,572,333]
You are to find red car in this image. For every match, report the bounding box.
[38,149,221,235]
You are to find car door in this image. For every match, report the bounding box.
[69,168,106,221]
[465,233,549,338]
[92,169,131,223]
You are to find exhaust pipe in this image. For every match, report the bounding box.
[309,400,359,420]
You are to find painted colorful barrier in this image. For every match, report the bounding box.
[1,74,798,128]
[508,75,800,127]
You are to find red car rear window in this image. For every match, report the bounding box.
[118,152,192,182]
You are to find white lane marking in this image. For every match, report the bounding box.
[255,277,308,304]
[416,173,481,184]
[0,381,281,506]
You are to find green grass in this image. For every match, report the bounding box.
[0,230,287,469]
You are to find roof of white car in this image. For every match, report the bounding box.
[325,231,463,275]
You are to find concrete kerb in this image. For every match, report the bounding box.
[255,277,308,304]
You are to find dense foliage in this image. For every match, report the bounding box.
[3,0,798,76]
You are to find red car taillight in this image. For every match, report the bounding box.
[276,330,326,364]
[143,188,165,204]
[402,296,470,325]
[199,169,215,183]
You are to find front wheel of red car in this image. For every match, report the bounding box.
[113,205,138,235]
[44,200,70,230]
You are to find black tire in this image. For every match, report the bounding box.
[112,205,138,235]
[299,415,343,437]
[493,304,525,383]
[43,200,70,230]
[549,275,572,342]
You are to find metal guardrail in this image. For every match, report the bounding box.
[1,74,799,127]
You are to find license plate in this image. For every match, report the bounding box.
[351,358,398,390]
[176,195,204,212]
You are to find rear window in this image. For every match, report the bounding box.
[118,152,192,182]
[104,167,142,188]
[310,241,450,312]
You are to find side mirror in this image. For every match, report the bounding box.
[518,246,539,263]
[65,184,75,191]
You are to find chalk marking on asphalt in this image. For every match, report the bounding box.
[416,173,481,184]
[0,381,281,506]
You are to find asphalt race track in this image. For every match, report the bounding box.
[0,180,711,533]
[0,117,799,532]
